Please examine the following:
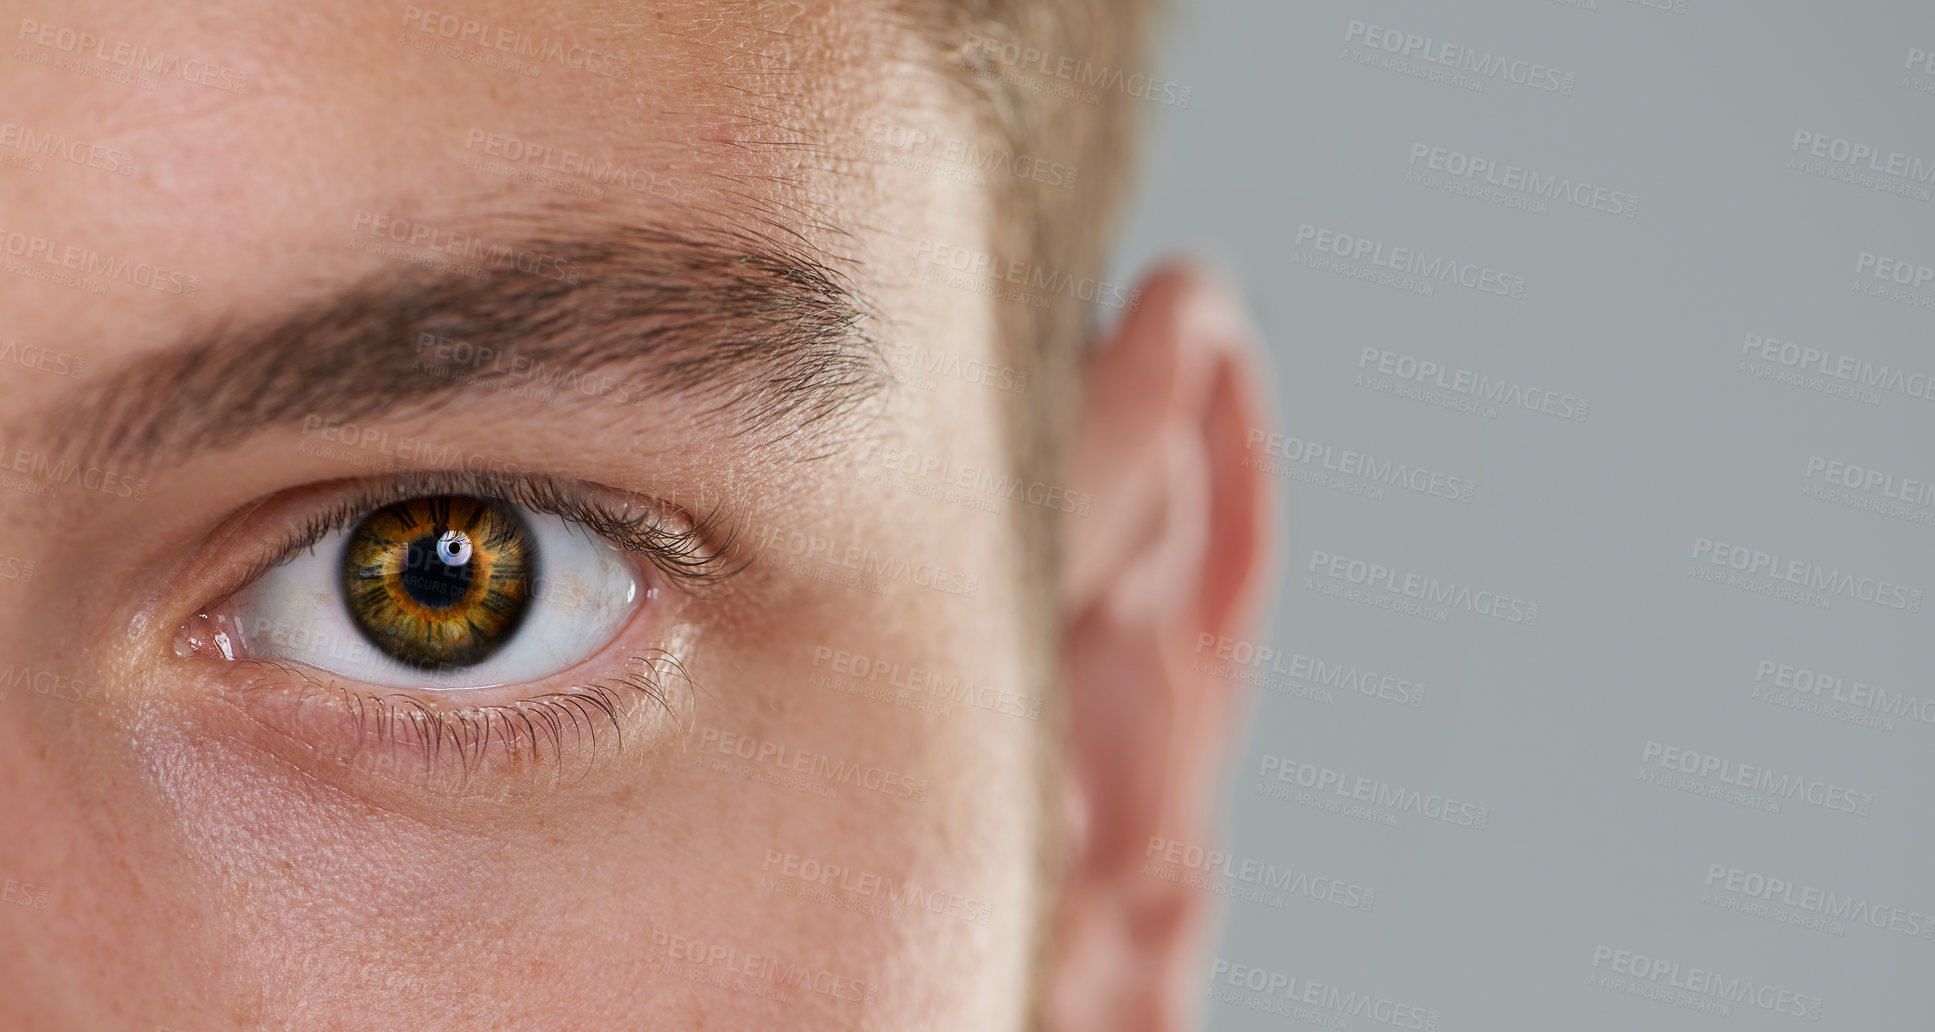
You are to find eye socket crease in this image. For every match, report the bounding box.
[39,218,894,477]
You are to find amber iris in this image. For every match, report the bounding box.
[340,495,536,668]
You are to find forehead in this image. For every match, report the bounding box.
[0,0,992,380]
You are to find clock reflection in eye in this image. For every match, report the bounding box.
[340,495,537,669]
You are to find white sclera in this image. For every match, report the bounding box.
[230,509,641,689]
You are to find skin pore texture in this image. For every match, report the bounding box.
[0,2,1270,1031]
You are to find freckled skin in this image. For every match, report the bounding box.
[0,2,1043,1029]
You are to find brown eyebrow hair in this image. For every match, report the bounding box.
[50,222,890,473]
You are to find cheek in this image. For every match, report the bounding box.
[0,715,249,1027]
[118,716,664,1025]
[0,613,1044,1031]
[665,602,1047,1025]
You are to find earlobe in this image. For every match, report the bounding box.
[1046,262,1273,1032]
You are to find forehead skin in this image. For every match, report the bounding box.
[0,0,980,361]
[0,2,1046,1031]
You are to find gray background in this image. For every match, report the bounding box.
[1113,1,1935,1028]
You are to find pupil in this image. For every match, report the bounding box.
[399,530,475,609]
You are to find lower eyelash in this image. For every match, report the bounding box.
[280,649,693,791]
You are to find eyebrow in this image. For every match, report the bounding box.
[50,221,890,473]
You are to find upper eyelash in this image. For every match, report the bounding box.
[248,468,746,594]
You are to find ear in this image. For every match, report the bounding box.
[1045,262,1273,1032]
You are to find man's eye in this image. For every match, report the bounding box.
[201,492,641,689]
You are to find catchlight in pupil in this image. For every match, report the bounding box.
[340,495,537,668]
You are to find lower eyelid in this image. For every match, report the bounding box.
[207,648,694,800]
